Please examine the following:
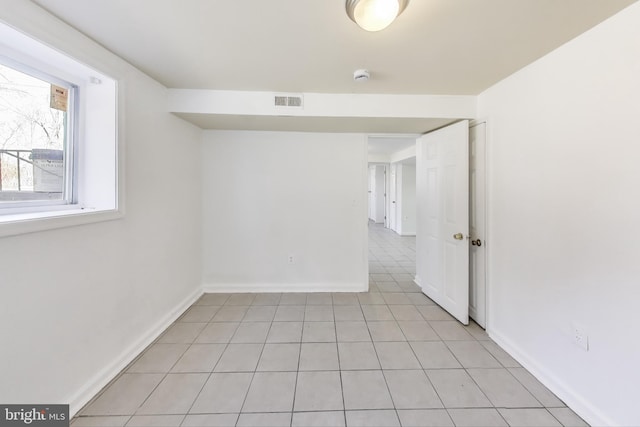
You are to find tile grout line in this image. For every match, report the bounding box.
[332,308,348,427]
[181,296,240,426]
[288,308,304,426]
[370,225,412,426]
[231,300,266,426]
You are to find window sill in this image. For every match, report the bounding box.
[0,207,123,238]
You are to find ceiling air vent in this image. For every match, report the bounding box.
[287,96,302,107]
[274,93,304,108]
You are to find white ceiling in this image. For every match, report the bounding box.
[31,0,634,95]
[28,0,636,134]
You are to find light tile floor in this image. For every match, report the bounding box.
[72,223,589,427]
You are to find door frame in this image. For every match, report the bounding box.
[383,164,389,228]
[368,165,375,221]
[389,163,397,232]
[470,118,490,331]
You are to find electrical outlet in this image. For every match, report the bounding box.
[288,254,295,264]
[572,324,589,351]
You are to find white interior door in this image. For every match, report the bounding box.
[389,164,397,232]
[382,165,388,228]
[368,165,375,220]
[416,120,470,325]
[469,122,487,328]
[374,165,385,224]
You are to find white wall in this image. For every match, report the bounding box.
[169,89,476,120]
[368,153,389,163]
[398,163,416,236]
[0,2,202,415]
[389,144,416,164]
[478,3,640,426]
[201,130,368,292]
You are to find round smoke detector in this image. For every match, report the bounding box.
[353,69,370,82]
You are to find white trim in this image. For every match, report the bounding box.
[467,118,488,329]
[384,163,390,229]
[399,232,416,237]
[202,283,368,293]
[65,287,203,417]
[489,328,611,427]
[361,134,370,289]
[413,276,422,289]
[0,21,122,233]
[479,116,491,332]
[0,208,124,238]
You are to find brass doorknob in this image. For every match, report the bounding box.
[471,239,482,246]
[453,233,464,240]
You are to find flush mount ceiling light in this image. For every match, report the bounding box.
[346,0,409,32]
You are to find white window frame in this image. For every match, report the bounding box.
[0,55,78,211]
[0,22,122,238]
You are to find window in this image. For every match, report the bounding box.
[0,59,77,209]
[0,22,120,236]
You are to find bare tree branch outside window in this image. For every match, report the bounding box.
[0,63,66,193]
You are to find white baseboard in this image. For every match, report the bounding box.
[66,287,203,417]
[390,226,415,237]
[202,283,368,293]
[489,328,613,427]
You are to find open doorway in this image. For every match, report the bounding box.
[367,134,421,292]
[367,135,419,232]
[389,159,417,237]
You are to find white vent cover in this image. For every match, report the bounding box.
[274,94,304,108]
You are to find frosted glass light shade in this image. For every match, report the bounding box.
[346,0,409,32]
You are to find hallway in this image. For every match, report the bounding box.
[72,224,587,427]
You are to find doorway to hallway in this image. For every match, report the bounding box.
[368,221,420,293]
